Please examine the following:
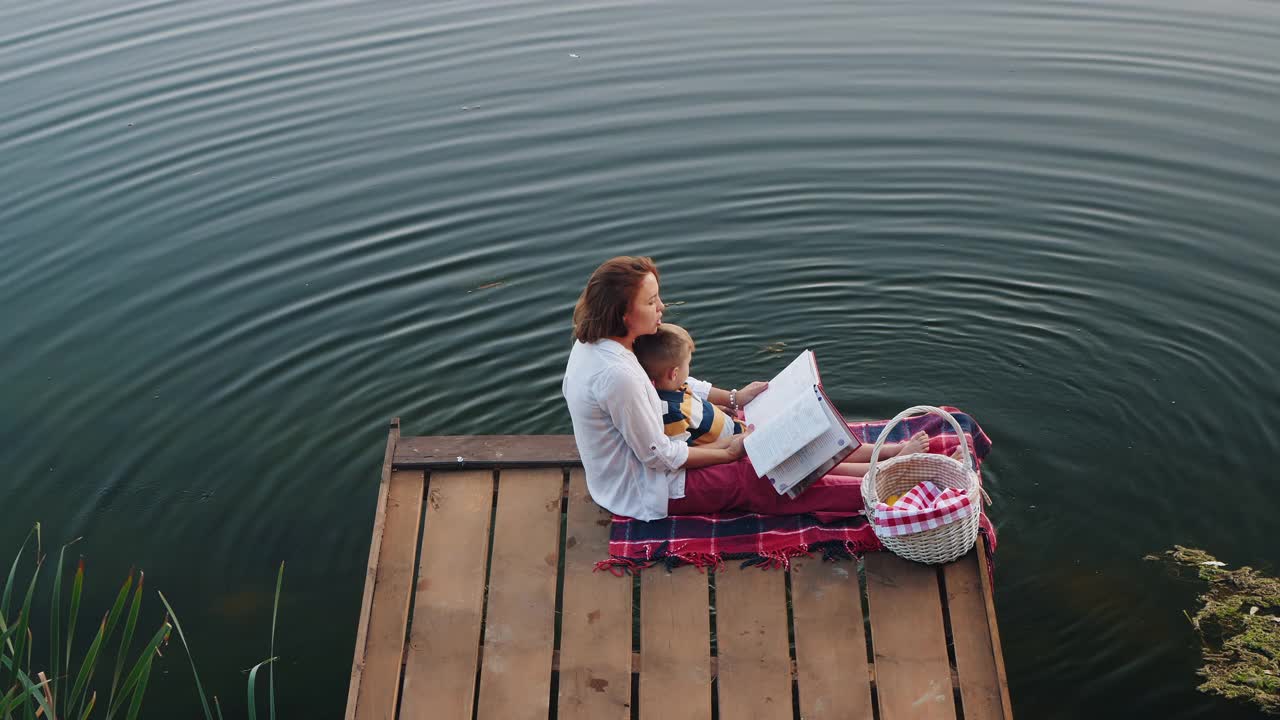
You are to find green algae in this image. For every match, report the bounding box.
[1147,546,1280,714]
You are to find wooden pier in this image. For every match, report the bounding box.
[346,419,1012,720]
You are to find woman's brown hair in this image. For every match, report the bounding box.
[573,256,660,343]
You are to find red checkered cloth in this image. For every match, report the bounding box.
[874,480,975,537]
[596,407,996,573]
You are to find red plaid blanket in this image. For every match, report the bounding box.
[596,407,996,573]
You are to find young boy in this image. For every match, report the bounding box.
[633,324,743,448]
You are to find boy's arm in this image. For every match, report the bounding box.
[700,434,732,450]
[683,434,749,468]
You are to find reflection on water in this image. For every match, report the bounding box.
[2,0,1279,716]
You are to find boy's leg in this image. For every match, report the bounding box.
[827,461,871,477]
[844,430,930,463]
[832,435,965,477]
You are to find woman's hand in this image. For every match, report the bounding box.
[736,382,769,406]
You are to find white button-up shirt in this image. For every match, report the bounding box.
[563,339,712,520]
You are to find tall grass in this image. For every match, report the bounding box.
[2,524,284,720]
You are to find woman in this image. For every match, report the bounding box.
[563,255,904,520]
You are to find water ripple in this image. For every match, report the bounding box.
[3,0,1280,716]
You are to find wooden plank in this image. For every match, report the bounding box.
[979,537,1013,718]
[790,557,874,719]
[640,568,711,720]
[346,418,400,720]
[713,567,793,720]
[979,537,1014,719]
[943,547,1009,720]
[395,435,579,469]
[351,468,425,720]
[399,470,495,720]
[475,468,565,720]
[557,469,633,719]
[864,553,957,720]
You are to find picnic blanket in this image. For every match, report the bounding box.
[596,407,996,573]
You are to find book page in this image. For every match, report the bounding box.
[744,392,827,477]
[743,350,817,427]
[766,394,857,495]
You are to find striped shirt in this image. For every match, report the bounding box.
[657,383,746,446]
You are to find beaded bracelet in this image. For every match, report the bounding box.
[729,388,738,413]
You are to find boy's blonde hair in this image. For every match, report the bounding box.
[633,324,694,380]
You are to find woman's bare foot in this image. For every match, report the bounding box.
[895,431,929,456]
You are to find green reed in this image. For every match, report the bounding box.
[2,524,283,720]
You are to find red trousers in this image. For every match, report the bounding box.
[668,459,864,515]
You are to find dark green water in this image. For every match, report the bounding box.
[3,0,1279,716]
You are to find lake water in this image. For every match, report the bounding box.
[2,0,1279,716]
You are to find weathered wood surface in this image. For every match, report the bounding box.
[350,469,424,720]
[640,567,711,720]
[349,431,1013,720]
[791,555,875,719]
[945,549,1009,720]
[865,552,957,720]
[957,536,1014,720]
[394,434,579,469]
[557,469,633,719]
[345,418,399,720]
[399,470,494,720]
[714,566,793,720]
[475,468,564,720]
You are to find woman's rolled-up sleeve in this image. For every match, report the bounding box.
[599,366,689,472]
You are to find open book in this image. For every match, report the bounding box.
[742,350,860,498]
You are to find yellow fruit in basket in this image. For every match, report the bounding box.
[886,494,900,506]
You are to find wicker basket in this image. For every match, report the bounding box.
[861,405,986,565]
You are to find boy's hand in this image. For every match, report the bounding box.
[737,382,769,406]
[726,425,754,460]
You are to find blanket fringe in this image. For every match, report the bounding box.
[665,551,723,572]
[821,538,885,562]
[598,539,895,574]
[593,557,652,576]
[599,532,989,575]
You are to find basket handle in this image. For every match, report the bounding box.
[866,405,973,476]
